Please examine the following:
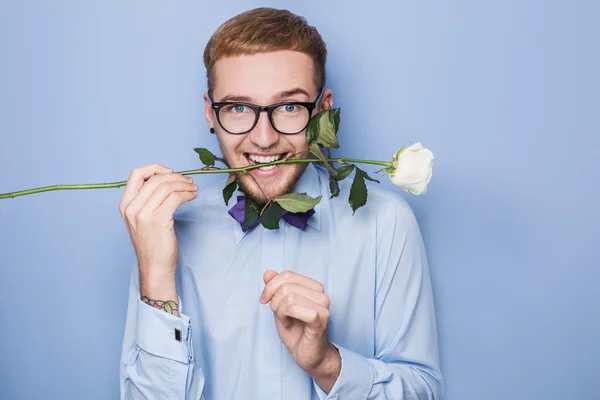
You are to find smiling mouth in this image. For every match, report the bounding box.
[244,153,289,171]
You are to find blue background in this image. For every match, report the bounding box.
[1,1,598,399]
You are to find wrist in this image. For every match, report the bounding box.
[140,267,175,290]
[308,342,341,394]
[139,269,179,315]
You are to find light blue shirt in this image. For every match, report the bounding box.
[120,163,443,399]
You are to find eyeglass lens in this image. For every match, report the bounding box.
[218,103,310,134]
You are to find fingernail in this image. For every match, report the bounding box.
[260,296,265,303]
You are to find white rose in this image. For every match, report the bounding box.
[389,143,434,195]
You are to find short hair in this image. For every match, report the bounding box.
[203,7,327,93]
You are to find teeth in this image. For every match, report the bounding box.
[258,165,276,171]
[248,154,282,164]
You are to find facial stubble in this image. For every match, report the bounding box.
[217,141,309,204]
[235,163,308,204]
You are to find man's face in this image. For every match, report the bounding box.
[204,50,332,204]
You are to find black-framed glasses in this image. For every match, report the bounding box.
[209,88,323,135]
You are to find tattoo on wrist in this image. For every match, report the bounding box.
[141,296,179,315]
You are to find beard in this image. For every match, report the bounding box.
[235,163,307,204]
[218,141,309,205]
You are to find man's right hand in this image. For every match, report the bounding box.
[118,164,198,312]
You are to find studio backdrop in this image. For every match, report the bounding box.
[1,1,598,399]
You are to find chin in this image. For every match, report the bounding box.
[237,163,307,204]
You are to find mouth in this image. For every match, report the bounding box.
[244,152,290,172]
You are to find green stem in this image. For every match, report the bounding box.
[0,157,392,199]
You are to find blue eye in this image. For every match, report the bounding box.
[284,104,296,112]
[233,105,245,113]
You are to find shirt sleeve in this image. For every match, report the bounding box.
[313,198,444,399]
[120,259,206,400]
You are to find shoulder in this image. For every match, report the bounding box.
[331,169,419,229]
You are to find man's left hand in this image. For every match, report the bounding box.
[260,270,341,392]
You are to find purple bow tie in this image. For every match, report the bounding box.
[228,196,315,231]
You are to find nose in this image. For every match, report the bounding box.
[248,110,279,150]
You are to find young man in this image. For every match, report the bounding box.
[119,7,443,399]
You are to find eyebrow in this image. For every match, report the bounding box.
[217,88,311,104]
[272,88,311,102]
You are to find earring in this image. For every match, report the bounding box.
[210,127,215,134]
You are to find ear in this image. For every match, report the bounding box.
[319,88,333,111]
[203,92,215,131]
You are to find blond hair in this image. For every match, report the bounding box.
[203,7,327,93]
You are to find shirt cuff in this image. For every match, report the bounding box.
[313,343,373,400]
[136,297,193,364]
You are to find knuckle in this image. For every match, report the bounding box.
[285,293,296,305]
[124,207,136,221]
[135,210,151,224]
[129,167,140,178]
[157,181,174,192]
[280,283,291,296]
[172,192,184,202]
[147,174,162,184]
[310,311,320,323]
[315,282,325,293]
[281,270,293,281]
[322,294,330,308]
[322,309,330,321]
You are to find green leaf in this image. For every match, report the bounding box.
[242,197,261,229]
[309,142,327,162]
[348,168,381,214]
[328,164,355,198]
[260,202,287,230]
[329,177,340,198]
[305,108,340,149]
[315,110,339,149]
[222,173,237,206]
[306,114,320,146]
[329,108,341,133]
[163,301,173,314]
[273,193,322,213]
[193,147,216,166]
[357,167,380,184]
[348,170,367,214]
[331,164,355,181]
[309,143,336,174]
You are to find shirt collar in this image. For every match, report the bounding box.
[232,163,324,243]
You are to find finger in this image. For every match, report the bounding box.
[133,173,193,207]
[155,190,199,217]
[269,283,330,313]
[261,270,324,303]
[140,180,198,213]
[119,164,174,214]
[276,294,329,332]
[263,270,279,284]
[125,174,194,217]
